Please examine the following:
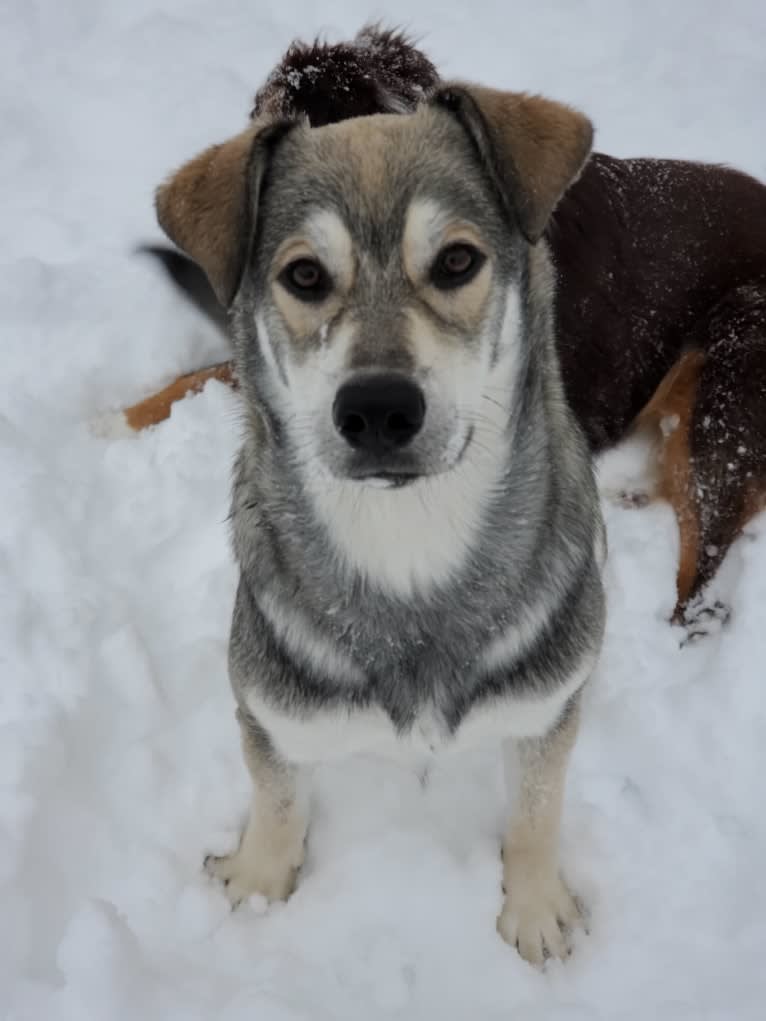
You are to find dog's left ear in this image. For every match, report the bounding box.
[434,84,593,243]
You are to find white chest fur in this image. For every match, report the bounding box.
[245,653,593,767]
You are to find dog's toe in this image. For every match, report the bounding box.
[678,598,731,645]
[497,871,583,967]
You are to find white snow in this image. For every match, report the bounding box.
[3,2,766,1018]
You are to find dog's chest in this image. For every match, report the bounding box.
[244,665,584,767]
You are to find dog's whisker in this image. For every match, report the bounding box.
[480,393,513,413]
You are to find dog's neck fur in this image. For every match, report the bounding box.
[228,245,603,729]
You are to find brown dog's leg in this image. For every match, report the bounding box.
[635,285,766,620]
[633,350,706,614]
[683,286,766,607]
[123,360,237,430]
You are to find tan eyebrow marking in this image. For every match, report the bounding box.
[402,198,487,283]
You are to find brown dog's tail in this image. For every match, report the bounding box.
[114,248,234,432]
[139,245,229,336]
[123,360,237,430]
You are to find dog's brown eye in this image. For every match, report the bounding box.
[290,260,321,288]
[280,258,331,301]
[431,243,485,290]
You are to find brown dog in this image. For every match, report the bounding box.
[129,28,766,626]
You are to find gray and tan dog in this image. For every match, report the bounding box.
[155,84,606,966]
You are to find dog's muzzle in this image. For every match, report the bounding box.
[332,374,425,458]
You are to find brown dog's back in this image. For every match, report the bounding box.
[551,154,766,450]
[551,154,766,615]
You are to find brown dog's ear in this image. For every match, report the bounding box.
[155,122,291,307]
[434,84,593,243]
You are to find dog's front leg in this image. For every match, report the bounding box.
[497,697,583,966]
[205,709,309,905]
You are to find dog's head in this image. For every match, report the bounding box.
[156,86,592,488]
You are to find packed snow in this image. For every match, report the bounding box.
[2,1,766,1018]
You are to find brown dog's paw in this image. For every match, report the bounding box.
[677,597,731,645]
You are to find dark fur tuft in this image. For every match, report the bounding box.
[252,24,440,126]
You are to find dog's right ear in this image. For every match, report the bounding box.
[155,122,291,308]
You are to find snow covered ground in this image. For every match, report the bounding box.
[3,1,766,1017]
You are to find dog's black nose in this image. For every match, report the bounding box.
[332,374,426,453]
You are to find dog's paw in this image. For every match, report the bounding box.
[204,845,302,906]
[496,868,584,967]
[677,598,731,646]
